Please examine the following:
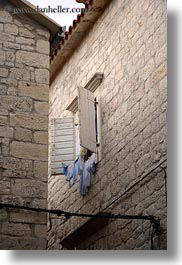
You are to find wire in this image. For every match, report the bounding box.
[0,158,166,244]
[159,165,167,207]
[0,160,166,229]
[150,223,154,250]
[0,202,160,226]
[47,212,52,233]
[104,158,167,211]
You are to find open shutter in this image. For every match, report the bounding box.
[78,86,96,153]
[50,117,74,175]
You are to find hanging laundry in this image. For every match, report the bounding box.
[74,156,82,175]
[62,163,68,176]
[65,164,77,187]
[62,151,97,194]
[80,153,97,196]
[87,153,97,174]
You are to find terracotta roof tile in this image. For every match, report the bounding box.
[50,0,112,82]
[50,1,93,62]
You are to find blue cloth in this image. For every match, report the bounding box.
[62,163,68,176]
[87,162,96,174]
[75,156,82,175]
[65,158,82,186]
[66,165,73,182]
[66,165,77,186]
[62,154,97,193]
[80,153,96,196]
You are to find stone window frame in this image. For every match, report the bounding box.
[66,73,103,161]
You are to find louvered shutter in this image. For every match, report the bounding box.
[78,86,96,153]
[50,117,74,175]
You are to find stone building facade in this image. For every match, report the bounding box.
[48,0,167,250]
[0,0,59,249]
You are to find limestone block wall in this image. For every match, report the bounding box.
[48,0,167,249]
[0,0,49,250]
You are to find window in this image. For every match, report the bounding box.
[50,118,75,175]
[78,86,97,153]
[74,111,81,158]
[50,73,103,176]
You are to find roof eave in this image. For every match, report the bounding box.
[50,0,112,83]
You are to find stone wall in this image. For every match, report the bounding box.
[0,0,49,250]
[48,0,167,249]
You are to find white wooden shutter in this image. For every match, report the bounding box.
[78,86,96,153]
[50,117,74,175]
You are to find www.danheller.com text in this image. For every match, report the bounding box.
[4,5,85,14]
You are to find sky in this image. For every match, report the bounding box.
[27,0,84,29]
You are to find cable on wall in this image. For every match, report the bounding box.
[47,212,52,233]
[159,165,167,207]
[0,202,160,229]
[104,158,167,211]
[0,159,166,248]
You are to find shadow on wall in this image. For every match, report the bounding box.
[7,10,179,260]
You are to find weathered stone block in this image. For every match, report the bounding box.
[24,24,34,31]
[155,44,167,67]
[34,161,48,181]
[34,101,49,115]
[0,209,7,221]
[14,18,23,27]
[36,29,50,39]
[3,41,20,50]
[16,37,35,45]
[0,10,13,23]
[21,45,34,51]
[10,112,48,131]
[1,77,18,86]
[0,115,8,125]
[0,126,13,138]
[36,40,49,55]
[0,235,46,250]
[7,86,17,96]
[0,180,10,194]
[0,31,14,42]
[0,195,26,206]
[0,23,3,31]
[33,131,48,144]
[14,128,32,142]
[35,69,49,84]
[34,225,47,238]
[5,51,15,62]
[30,199,47,210]
[9,67,30,81]
[1,138,10,155]
[21,159,33,171]
[0,157,21,170]
[0,84,7,95]
[2,222,31,237]
[5,61,14,67]
[10,141,48,161]
[18,81,49,101]
[0,51,5,65]
[16,51,49,69]
[0,67,9,77]
[4,23,18,35]
[11,179,47,199]
[151,62,167,86]
[0,95,32,112]
[141,58,155,81]
[19,27,34,38]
